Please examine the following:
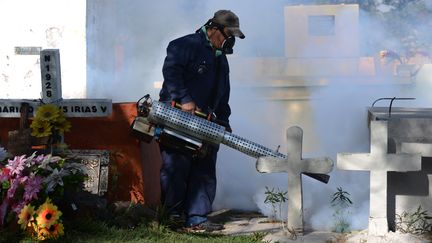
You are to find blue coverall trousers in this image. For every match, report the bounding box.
[160,145,218,224]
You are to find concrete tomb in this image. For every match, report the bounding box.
[337,120,421,235]
[0,49,161,205]
[256,126,334,233]
[369,107,432,230]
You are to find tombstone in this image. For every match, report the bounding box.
[337,120,422,235]
[256,126,334,233]
[65,150,110,196]
[369,106,432,230]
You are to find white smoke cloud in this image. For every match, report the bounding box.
[86,0,291,102]
[298,5,432,231]
[86,0,432,231]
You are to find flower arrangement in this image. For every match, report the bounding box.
[0,150,87,240]
[18,198,64,240]
[30,104,71,152]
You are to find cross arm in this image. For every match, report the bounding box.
[337,153,422,171]
[256,156,334,174]
[401,143,432,157]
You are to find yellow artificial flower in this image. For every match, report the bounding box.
[35,104,60,122]
[57,108,67,117]
[18,204,35,230]
[29,221,39,238]
[35,199,62,228]
[37,222,64,240]
[49,222,64,238]
[37,227,50,240]
[53,115,72,133]
[30,119,52,137]
[31,104,71,138]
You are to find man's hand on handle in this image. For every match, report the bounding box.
[181,101,197,114]
[181,101,202,114]
[180,100,231,132]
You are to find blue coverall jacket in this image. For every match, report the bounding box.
[159,29,231,124]
[158,29,232,224]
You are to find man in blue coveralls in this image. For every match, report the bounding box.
[158,10,245,231]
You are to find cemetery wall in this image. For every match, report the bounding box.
[0,0,86,99]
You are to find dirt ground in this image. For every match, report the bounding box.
[208,209,432,243]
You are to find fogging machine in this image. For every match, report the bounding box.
[131,94,330,184]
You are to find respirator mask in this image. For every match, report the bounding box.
[219,29,235,54]
[204,20,235,54]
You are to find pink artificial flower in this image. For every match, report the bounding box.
[6,155,26,177]
[25,152,46,167]
[23,176,43,201]
[33,154,46,165]
[11,201,26,214]
[19,175,29,184]
[6,178,20,199]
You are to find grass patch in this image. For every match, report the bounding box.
[0,202,267,242]
[1,215,265,243]
[62,218,263,243]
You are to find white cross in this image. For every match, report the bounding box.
[0,49,111,117]
[337,120,422,236]
[256,126,334,233]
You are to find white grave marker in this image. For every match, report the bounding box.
[0,49,111,118]
[337,120,422,236]
[256,126,334,233]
